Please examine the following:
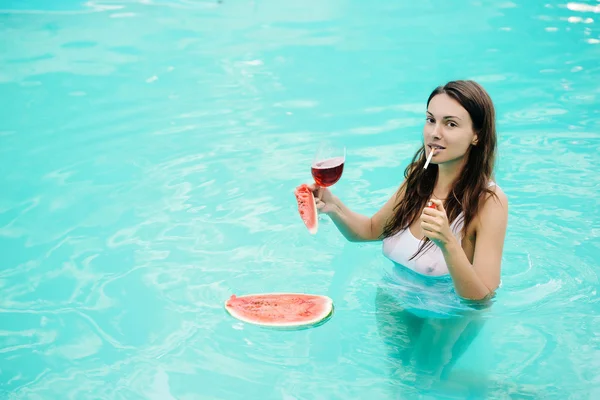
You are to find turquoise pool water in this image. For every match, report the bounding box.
[1,0,599,398]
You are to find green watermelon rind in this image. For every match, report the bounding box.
[224,293,334,330]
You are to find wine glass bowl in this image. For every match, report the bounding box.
[311,142,346,187]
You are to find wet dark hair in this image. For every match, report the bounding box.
[381,80,498,259]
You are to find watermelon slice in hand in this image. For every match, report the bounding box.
[294,183,318,234]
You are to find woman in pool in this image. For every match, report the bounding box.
[311,80,508,383]
[311,79,507,301]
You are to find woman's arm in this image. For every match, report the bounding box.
[423,187,509,300]
[315,184,403,242]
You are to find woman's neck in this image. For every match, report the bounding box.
[434,157,466,198]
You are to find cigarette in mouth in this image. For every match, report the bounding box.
[424,148,435,169]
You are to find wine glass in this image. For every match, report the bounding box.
[311,141,346,188]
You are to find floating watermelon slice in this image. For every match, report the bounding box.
[294,184,318,234]
[224,293,334,329]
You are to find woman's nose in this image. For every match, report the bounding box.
[430,123,442,139]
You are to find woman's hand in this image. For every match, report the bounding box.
[308,183,338,215]
[420,198,455,249]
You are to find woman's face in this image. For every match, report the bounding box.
[423,93,477,166]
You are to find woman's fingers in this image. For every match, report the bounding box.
[421,221,434,232]
[421,223,440,240]
[421,211,444,226]
[310,185,320,198]
[315,199,325,210]
[421,220,441,234]
[420,213,437,225]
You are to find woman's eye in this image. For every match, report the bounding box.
[447,121,457,128]
[426,117,434,124]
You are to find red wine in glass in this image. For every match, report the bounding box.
[311,143,346,187]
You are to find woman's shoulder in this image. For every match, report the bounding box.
[474,181,509,228]
[485,181,508,204]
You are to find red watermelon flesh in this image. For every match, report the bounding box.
[225,293,333,328]
[294,184,318,234]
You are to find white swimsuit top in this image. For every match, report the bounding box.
[382,182,496,277]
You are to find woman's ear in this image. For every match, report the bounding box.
[472,136,478,146]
